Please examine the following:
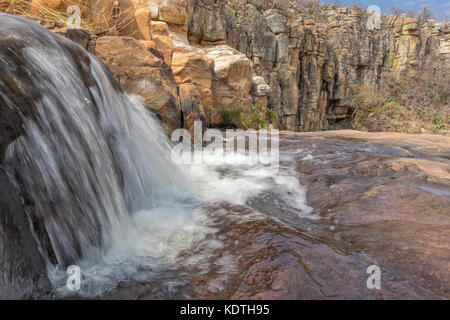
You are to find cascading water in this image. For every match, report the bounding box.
[0,12,447,301]
[1,13,188,271]
[0,13,313,298]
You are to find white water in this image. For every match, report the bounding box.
[1,14,314,298]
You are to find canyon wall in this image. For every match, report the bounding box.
[30,0,450,133]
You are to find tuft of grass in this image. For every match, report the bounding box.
[432,111,449,133]
[0,0,144,36]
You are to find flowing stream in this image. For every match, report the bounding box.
[0,14,314,298]
[4,13,446,300]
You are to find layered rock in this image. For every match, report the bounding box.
[204,46,253,125]
[210,1,449,131]
[92,36,182,133]
[26,0,449,133]
[78,0,254,132]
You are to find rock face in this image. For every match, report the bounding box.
[88,0,257,131]
[218,2,450,131]
[26,1,450,133]
[204,46,253,125]
[92,36,182,133]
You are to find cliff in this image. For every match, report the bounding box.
[15,0,450,133]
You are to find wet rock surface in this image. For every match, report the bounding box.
[109,131,449,300]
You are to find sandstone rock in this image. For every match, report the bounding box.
[146,0,160,19]
[171,43,213,89]
[37,0,447,133]
[151,20,170,36]
[204,46,253,125]
[188,5,226,43]
[179,83,207,136]
[275,33,289,65]
[158,0,193,27]
[139,39,157,49]
[262,32,277,68]
[93,36,181,132]
[117,0,152,40]
[206,3,449,131]
[151,35,174,65]
[150,21,174,65]
[402,18,419,35]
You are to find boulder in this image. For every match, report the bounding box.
[171,35,214,87]
[117,0,152,40]
[93,36,181,132]
[151,20,170,37]
[158,0,191,26]
[204,46,253,125]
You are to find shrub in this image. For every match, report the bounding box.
[351,70,449,135]
[223,103,279,129]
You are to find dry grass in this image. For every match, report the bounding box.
[351,70,450,135]
[0,0,144,36]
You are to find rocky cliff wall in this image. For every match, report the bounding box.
[193,0,449,131]
[28,0,450,133]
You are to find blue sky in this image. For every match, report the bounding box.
[326,0,450,19]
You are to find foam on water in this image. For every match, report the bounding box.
[0,14,315,298]
[187,149,314,217]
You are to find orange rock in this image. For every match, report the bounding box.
[93,36,181,132]
[139,40,157,49]
[151,21,170,37]
[151,35,173,66]
[179,83,208,136]
[158,0,189,26]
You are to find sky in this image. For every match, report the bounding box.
[326,0,450,19]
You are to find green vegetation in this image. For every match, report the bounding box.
[222,103,279,129]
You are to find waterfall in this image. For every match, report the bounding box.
[0,13,313,298]
[0,13,186,269]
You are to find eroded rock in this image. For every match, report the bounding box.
[92,36,181,132]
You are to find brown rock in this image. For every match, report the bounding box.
[204,46,253,125]
[152,35,174,66]
[93,36,181,132]
[171,42,214,89]
[116,0,152,40]
[158,0,190,26]
[151,20,170,37]
[179,83,207,136]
